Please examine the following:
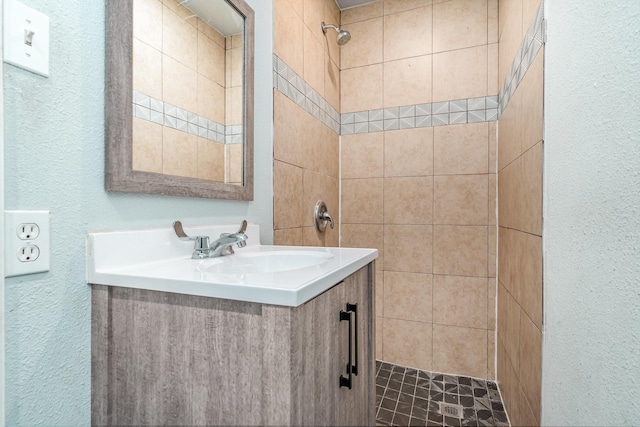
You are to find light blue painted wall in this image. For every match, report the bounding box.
[542,0,640,424]
[3,0,273,424]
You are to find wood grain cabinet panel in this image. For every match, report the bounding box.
[92,263,375,426]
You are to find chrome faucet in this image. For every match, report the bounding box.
[173,220,248,259]
[209,221,248,257]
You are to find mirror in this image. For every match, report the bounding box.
[105,0,254,200]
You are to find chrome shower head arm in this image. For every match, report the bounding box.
[321,22,340,34]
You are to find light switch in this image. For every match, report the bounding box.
[3,0,50,77]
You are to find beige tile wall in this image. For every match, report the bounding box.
[273,0,341,247]
[225,33,244,185]
[496,0,543,425]
[225,33,244,127]
[274,0,340,111]
[340,0,498,110]
[339,0,498,380]
[132,0,236,182]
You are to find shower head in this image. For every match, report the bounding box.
[321,22,351,46]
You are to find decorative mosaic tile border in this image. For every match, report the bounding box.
[272,54,341,134]
[271,56,498,135]
[498,0,545,115]
[272,0,545,136]
[340,96,499,135]
[132,90,243,144]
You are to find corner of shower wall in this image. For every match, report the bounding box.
[495,0,545,425]
[272,0,341,247]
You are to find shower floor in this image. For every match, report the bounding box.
[375,361,509,426]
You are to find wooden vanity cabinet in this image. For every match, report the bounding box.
[92,263,375,426]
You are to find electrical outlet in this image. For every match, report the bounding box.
[17,223,40,240]
[17,244,40,262]
[4,210,50,277]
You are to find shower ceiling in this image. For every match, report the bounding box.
[335,0,379,10]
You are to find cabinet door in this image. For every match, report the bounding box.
[99,287,264,426]
[290,280,345,426]
[338,265,375,426]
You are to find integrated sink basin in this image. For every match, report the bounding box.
[198,250,333,274]
[86,223,377,306]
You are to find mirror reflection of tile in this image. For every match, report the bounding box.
[131,0,243,184]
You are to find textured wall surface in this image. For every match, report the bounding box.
[3,0,273,424]
[0,4,5,422]
[542,0,640,424]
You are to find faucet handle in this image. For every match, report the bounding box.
[173,221,213,259]
[314,201,335,231]
[219,220,248,237]
[236,220,248,248]
[173,220,197,241]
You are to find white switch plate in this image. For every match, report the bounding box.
[4,210,50,278]
[3,0,50,77]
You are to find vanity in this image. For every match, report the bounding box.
[97,0,375,421]
[87,223,377,426]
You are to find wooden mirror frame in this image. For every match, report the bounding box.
[105,0,254,200]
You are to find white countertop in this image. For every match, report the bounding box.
[86,223,377,307]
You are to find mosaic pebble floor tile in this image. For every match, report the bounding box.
[375,361,510,427]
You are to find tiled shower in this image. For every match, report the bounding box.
[338,0,497,382]
[273,0,543,425]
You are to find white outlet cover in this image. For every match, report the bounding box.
[4,210,50,277]
[3,0,50,77]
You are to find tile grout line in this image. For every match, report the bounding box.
[487,122,492,382]
[390,368,405,422]
[375,362,391,420]
[407,369,418,425]
[432,116,436,376]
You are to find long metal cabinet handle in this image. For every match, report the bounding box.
[346,303,358,376]
[339,309,352,389]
